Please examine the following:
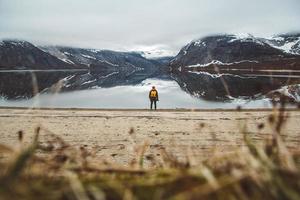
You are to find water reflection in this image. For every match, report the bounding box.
[0,70,85,99]
[172,70,300,101]
[0,79,272,109]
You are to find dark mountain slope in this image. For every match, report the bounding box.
[0,40,76,70]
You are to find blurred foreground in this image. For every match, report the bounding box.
[0,107,300,199]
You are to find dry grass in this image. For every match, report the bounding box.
[0,103,300,200]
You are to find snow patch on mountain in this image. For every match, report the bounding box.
[182,39,198,53]
[266,35,300,55]
[99,72,119,79]
[39,47,76,64]
[81,54,96,60]
[129,45,176,59]
[63,52,72,56]
[99,60,119,67]
[142,50,175,59]
[60,58,74,64]
[228,33,265,45]
[82,79,97,85]
[188,71,251,79]
[193,40,206,47]
[279,40,299,53]
[62,75,76,82]
[0,40,32,48]
[89,49,102,53]
[186,60,259,68]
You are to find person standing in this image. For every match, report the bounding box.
[149,86,159,110]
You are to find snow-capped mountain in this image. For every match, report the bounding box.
[171,34,295,68]
[0,41,171,99]
[170,33,300,101]
[137,49,176,59]
[0,40,76,70]
[39,46,171,90]
[171,33,300,69]
[40,46,164,69]
[125,45,176,59]
[1,33,300,101]
[264,33,300,55]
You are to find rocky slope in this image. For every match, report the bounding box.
[1,33,300,102]
[170,33,300,101]
[264,33,300,55]
[0,40,76,70]
[170,34,300,68]
[40,46,170,91]
[0,41,170,99]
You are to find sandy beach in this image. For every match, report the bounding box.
[1,107,300,166]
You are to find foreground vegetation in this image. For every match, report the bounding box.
[0,105,300,200]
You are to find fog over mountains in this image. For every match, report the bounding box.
[1,0,299,53]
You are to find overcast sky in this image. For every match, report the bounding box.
[0,0,299,54]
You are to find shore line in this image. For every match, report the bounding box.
[0,106,299,112]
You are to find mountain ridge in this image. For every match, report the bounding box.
[0,40,77,70]
[0,40,171,99]
[1,32,300,101]
[169,33,300,101]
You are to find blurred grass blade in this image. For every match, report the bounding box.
[66,171,90,200]
[2,129,39,184]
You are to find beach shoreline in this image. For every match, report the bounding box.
[1,108,299,166]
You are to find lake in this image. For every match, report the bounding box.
[0,78,272,109]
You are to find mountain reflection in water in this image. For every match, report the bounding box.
[0,79,272,109]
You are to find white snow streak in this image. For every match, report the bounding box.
[186,60,259,68]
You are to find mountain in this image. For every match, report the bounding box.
[1,34,300,102]
[170,33,300,68]
[170,33,300,101]
[139,49,176,59]
[40,46,170,91]
[0,41,171,99]
[0,40,87,99]
[264,33,300,55]
[0,40,76,70]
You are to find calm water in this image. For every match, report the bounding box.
[0,78,272,109]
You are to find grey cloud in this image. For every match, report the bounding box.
[0,0,299,53]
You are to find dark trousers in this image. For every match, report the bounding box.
[150,99,157,110]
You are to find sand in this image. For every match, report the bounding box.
[0,108,300,166]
